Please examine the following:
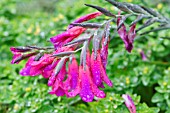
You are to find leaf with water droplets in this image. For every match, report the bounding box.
[70,23,102,28]
[54,56,68,76]
[64,37,90,46]
[123,2,147,14]
[136,18,158,32]
[93,29,104,60]
[52,51,75,57]
[117,14,132,30]
[34,52,44,61]
[140,5,160,17]
[140,26,170,35]
[105,0,132,13]
[80,41,88,69]
[85,4,116,17]
[130,14,150,27]
[103,21,111,46]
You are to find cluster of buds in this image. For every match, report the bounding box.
[11,0,170,103]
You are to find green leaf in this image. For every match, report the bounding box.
[151,93,164,103]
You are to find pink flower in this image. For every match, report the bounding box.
[68,12,102,29]
[49,78,66,96]
[10,47,31,53]
[140,50,147,61]
[49,63,67,96]
[67,51,106,102]
[50,26,86,49]
[79,65,94,102]
[42,59,59,78]
[122,94,136,113]
[10,47,36,64]
[91,50,113,87]
[91,50,102,86]
[117,17,136,53]
[20,54,54,76]
[64,57,79,91]
[100,38,109,70]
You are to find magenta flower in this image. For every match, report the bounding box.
[10,47,36,64]
[67,51,106,102]
[49,79,66,96]
[117,17,136,53]
[49,63,67,96]
[140,50,147,61]
[20,54,54,76]
[122,94,136,113]
[50,26,86,48]
[91,50,113,87]
[100,38,109,70]
[42,59,59,78]
[10,47,31,53]
[91,50,102,86]
[68,12,102,29]
[64,57,79,91]
[79,65,94,102]
[78,65,106,102]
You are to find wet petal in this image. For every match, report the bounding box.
[91,51,102,86]
[98,53,113,87]
[56,61,67,81]
[11,53,22,64]
[31,54,53,66]
[79,66,94,102]
[48,73,56,86]
[100,38,109,70]
[55,86,65,96]
[100,65,113,87]
[49,79,59,95]
[50,26,86,44]
[42,59,59,78]
[68,57,79,90]
[91,84,106,98]
[20,56,41,76]
[117,17,127,41]
[117,16,136,53]
[67,81,80,97]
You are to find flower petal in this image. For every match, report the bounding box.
[122,94,136,113]
[50,26,86,44]
[68,57,79,90]
[42,59,59,78]
[100,38,109,70]
[79,66,94,102]
[48,73,56,86]
[91,51,102,86]
[68,12,102,29]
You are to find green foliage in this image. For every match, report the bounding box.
[0,0,170,113]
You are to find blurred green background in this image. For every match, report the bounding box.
[0,0,170,113]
